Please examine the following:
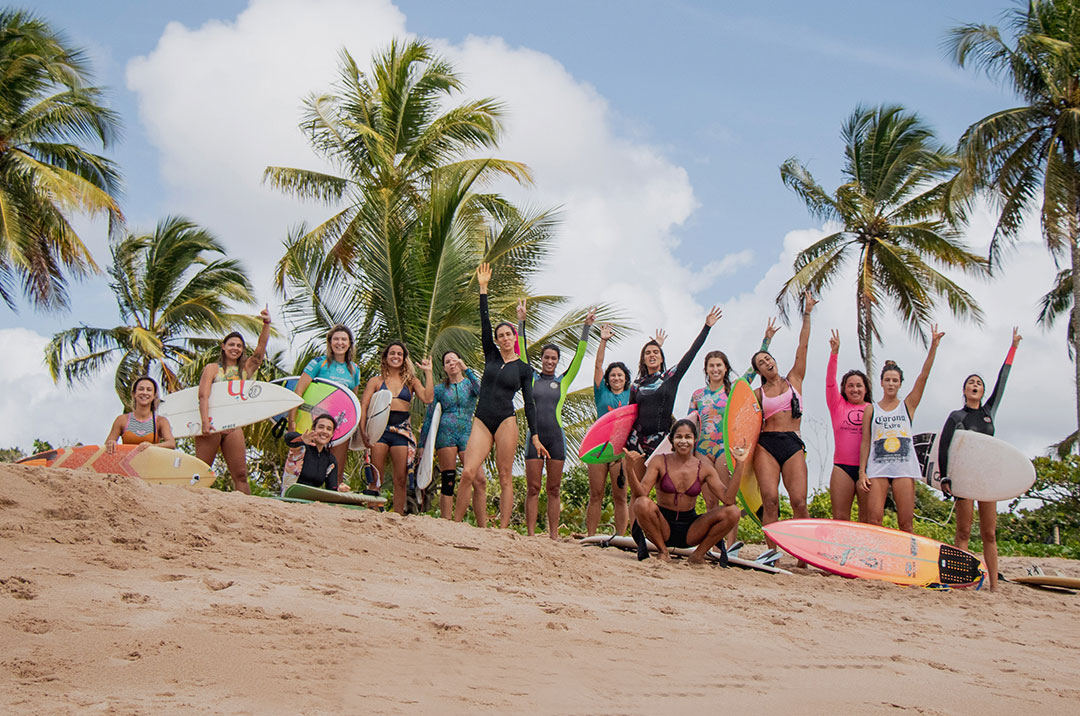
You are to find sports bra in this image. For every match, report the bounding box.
[658,455,703,498]
[762,381,802,421]
[121,413,157,445]
[380,378,412,403]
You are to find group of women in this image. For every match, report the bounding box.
[104,264,1020,589]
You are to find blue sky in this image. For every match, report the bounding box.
[5,0,1069,479]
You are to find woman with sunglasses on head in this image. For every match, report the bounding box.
[457,263,546,529]
[360,342,434,515]
[105,376,175,453]
[937,328,1020,590]
[194,307,272,494]
[825,330,871,522]
[858,326,944,533]
[289,324,362,481]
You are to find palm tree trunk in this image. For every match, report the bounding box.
[1071,235,1080,449]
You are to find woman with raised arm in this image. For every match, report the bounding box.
[360,343,434,515]
[194,308,272,494]
[585,324,635,536]
[858,326,944,533]
[937,328,1020,590]
[825,330,871,522]
[289,324,362,479]
[457,263,546,528]
[419,351,484,521]
[750,293,815,559]
[518,302,596,539]
[105,376,175,453]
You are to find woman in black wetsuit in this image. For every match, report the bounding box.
[458,263,547,529]
[623,306,722,498]
[283,414,347,492]
[938,327,1021,591]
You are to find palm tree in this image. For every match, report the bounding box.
[45,216,263,406]
[777,104,988,371]
[947,0,1080,447]
[0,10,122,311]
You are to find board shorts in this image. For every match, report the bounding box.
[525,430,566,461]
[626,427,665,459]
[659,506,699,549]
[835,463,859,482]
[378,412,413,448]
[757,431,805,467]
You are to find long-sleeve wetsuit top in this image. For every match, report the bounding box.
[938,346,1015,479]
[518,321,589,439]
[475,293,537,434]
[284,431,339,490]
[630,323,711,436]
[419,369,481,448]
[688,336,770,459]
[825,352,868,466]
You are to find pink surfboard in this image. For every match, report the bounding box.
[579,404,638,464]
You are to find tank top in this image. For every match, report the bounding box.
[214,364,243,382]
[121,413,157,445]
[866,400,921,479]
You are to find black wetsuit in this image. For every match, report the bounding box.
[473,294,538,436]
[627,323,711,456]
[520,322,590,461]
[938,350,1013,481]
[284,431,339,490]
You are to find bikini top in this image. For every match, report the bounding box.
[121,412,157,445]
[380,378,412,403]
[658,455,703,498]
[762,380,802,421]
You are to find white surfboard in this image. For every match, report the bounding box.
[352,389,394,450]
[644,411,700,468]
[922,430,1035,501]
[416,403,442,490]
[579,535,791,575]
[159,380,304,438]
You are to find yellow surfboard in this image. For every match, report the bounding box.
[16,444,214,487]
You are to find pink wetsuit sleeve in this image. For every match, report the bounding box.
[825,352,841,415]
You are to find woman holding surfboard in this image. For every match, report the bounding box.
[194,308,273,494]
[359,342,434,515]
[288,324,362,480]
[825,331,871,523]
[418,351,484,521]
[586,324,635,536]
[517,301,596,539]
[858,327,944,533]
[938,328,1021,591]
[105,376,176,453]
[750,292,815,557]
[458,263,546,529]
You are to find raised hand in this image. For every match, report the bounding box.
[829,329,840,354]
[259,305,271,325]
[652,328,667,346]
[705,306,722,327]
[764,317,779,341]
[600,324,615,342]
[929,324,945,348]
[301,429,317,447]
[419,357,433,372]
[455,356,469,374]
[516,298,527,322]
[477,263,492,289]
[1012,326,1022,347]
[803,291,818,314]
[584,307,597,326]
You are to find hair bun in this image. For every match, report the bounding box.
[883,360,898,369]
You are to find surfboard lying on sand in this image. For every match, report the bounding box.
[272,376,361,447]
[160,380,303,438]
[416,403,442,490]
[915,431,1035,502]
[579,535,791,575]
[16,444,214,487]
[763,519,985,587]
[722,378,764,523]
[283,482,386,507]
[579,404,638,464]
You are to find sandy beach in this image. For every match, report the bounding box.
[1,464,1078,715]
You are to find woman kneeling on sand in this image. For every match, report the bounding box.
[632,419,741,564]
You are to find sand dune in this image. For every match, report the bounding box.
[1,464,1078,714]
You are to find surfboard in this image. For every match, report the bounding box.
[916,431,1035,502]
[416,403,442,490]
[283,482,386,507]
[159,380,303,438]
[1012,574,1080,590]
[644,411,699,467]
[15,444,214,487]
[722,378,764,524]
[763,519,986,587]
[579,404,638,464]
[578,535,791,575]
[352,389,394,450]
[271,376,361,447]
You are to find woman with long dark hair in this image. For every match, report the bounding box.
[105,376,175,453]
[825,330,871,522]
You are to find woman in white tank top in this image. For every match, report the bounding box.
[858,327,943,533]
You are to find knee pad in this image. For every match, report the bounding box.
[440,469,456,496]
